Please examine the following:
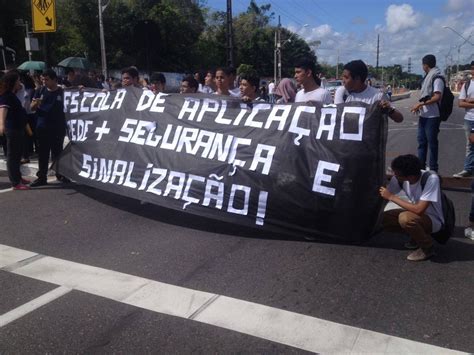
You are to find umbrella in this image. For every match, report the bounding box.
[17,61,46,71]
[57,57,91,69]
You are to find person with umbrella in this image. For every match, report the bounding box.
[0,71,30,190]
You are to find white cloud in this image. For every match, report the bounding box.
[385,4,421,33]
[444,0,474,12]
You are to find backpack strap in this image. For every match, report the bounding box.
[431,75,445,112]
[465,80,471,97]
[420,170,432,189]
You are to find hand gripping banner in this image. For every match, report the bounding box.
[56,87,387,243]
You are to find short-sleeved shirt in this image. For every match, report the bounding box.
[344,85,388,105]
[387,171,444,232]
[420,78,444,118]
[334,86,349,104]
[0,91,27,131]
[459,80,474,121]
[295,87,332,104]
[34,86,66,130]
[268,82,275,94]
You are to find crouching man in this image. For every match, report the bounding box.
[379,154,444,261]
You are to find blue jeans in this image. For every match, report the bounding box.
[463,120,474,172]
[417,116,441,172]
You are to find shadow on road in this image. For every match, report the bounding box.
[70,184,474,261]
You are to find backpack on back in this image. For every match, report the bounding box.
[420,171,455,244]
[432,75,454,121]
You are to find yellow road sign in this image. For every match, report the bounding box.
[32,0,56,33]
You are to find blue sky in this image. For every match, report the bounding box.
[204,0,474,74]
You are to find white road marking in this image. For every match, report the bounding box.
[0,244,466,354]
[0,286,71,328]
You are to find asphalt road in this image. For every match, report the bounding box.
[0,92,473,353]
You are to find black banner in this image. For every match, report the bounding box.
[56,87,387,243]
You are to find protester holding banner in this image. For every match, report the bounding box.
[379,154,442,261]
[0,71,30,190]
[200,69,216,94]
[214,67,239,97]
[180,75,198,94]
[30,69,68,187]
[239,70,262,102]
[150,72,166,94]
[121,67,141,88]
[274,78,297,104]
[294,57,332,104]
[341,60,403,122]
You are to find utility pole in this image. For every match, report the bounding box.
[277,16,282,82]
[226,0,235,67]
[376,34,379,76]
[98,0,109,78]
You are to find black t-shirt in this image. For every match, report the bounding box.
[34,86,66,129]
[0,91,28,131]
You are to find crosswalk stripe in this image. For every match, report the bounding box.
[0,286,71,328]
[0,244,466,354]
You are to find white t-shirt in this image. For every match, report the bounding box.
[387,172,444,232]
[459,80,474,121]
[420,78,444,118]
[344,85,388,104]
[230,87,241,97]
[295,87,332,104]
[268,82,275,94]
[334,86,349,104]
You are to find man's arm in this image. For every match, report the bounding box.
[411,91,442,113]
[459,98,474,109]
[379,186,430,215]
[0,107,7,136]
[380,100,403,122]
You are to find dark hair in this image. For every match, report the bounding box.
[470,60,474,67]
[215,66,232,76]
[65,67,74,75]
[228,66,237,76]
[0,71,20,95]
[182,75,198,92]
[343,60,368,82]
[294,57,320,82]
[150,72,166,84]
[42,69,57,80]
[239,71,259,92]
[194,70,206,84]
[121,66,139,79]
[422,54,436,68]
[391,154,423,177]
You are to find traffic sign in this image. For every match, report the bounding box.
[31,0,56,33]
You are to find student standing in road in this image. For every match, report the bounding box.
[0,72,30,190]
[379,154,443,261]
[410,55,444,172]
[453,61,474,178]
[340,60,403,123]
[30,69,68,187]
[294,57,332,104]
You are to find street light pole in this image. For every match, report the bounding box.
[98,0,109,78]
